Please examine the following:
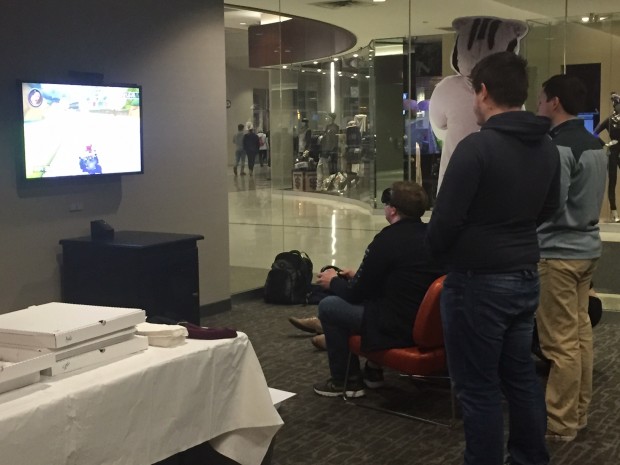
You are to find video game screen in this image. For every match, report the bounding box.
[19,81,143,180]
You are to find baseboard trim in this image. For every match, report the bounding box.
[199,287,265,321]
[599,294,620,312]
[231,287,264,303]
[199,299,231,319]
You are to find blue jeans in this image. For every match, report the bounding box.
[441,271,549,465]
[318,296,363,382]
[234,148,246,169]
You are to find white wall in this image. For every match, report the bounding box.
[0,0,230,313]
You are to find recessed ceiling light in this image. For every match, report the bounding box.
[581,16,589,22]
[353,54,359,58]
[313,61,318,65]
[240,22,247,25]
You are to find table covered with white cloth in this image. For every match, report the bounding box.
[0,333,283,465]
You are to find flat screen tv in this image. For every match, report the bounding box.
[18,81,143,181]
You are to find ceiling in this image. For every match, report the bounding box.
[225,0,619,49]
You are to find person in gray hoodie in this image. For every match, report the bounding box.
[536,74,607,443]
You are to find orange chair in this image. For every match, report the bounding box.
[342,275,456,427]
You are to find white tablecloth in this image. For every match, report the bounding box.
[0,333,283,465]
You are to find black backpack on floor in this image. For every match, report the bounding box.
[264,250,313,304]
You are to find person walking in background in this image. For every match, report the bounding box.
[427,52,560,465]
[257,128,269,167]
[232,123,246,176]
[536,74,607,442]
[243,126,260,177]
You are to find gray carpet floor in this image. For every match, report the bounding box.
[204,299,620,465]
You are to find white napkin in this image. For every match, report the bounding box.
[135,322,188,347]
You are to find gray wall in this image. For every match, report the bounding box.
[0,0,230,313]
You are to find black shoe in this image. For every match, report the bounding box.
[363,361,384,389]
[313,378,365,398]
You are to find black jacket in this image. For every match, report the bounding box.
[243,131,260,154]
[427,111,560,272]
[329,218,443,352]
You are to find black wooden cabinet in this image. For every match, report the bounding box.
[60,231,204,324]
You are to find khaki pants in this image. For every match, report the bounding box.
[537,258,597,436]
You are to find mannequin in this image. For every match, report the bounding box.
[317,113,339,190]
[344,120,362,173]
[595,93,620,222]
[298,118,312,157]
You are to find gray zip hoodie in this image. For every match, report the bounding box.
[537,118,607,259]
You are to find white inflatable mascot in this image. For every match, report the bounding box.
[430,16,528,190]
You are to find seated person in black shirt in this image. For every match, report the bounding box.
[312,181,443,398]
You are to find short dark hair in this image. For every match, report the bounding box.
[470,51,528,108]
[541,74,587,116]
[237,123,244,131]
[381,181,428,218]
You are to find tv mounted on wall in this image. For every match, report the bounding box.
[18,80,143,181]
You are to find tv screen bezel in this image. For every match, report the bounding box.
[17,79,144,184]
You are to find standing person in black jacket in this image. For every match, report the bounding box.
[312,181,443,398]
[426,52,560,465]
[242,126,260,176]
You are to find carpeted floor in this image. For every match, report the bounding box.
[205,300,620,465]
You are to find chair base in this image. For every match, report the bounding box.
[343,355,458,428]
[343,397,456,428]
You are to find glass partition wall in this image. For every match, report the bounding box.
[227,0,620,294]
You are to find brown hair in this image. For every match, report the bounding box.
[384,181,428,218]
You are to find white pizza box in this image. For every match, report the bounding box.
[0,303,145,349]
[42,335,148,376]
[0,352,55,395]
[0,327,136,363]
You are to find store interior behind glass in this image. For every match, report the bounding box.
[225,1,620,296]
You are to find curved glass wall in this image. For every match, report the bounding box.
[226,0,620,294]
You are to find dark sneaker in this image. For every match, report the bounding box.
[363,361,384,389]
[288,316,323,334]
[313,378,365,398]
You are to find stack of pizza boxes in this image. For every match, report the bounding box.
[0,302,148,394]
